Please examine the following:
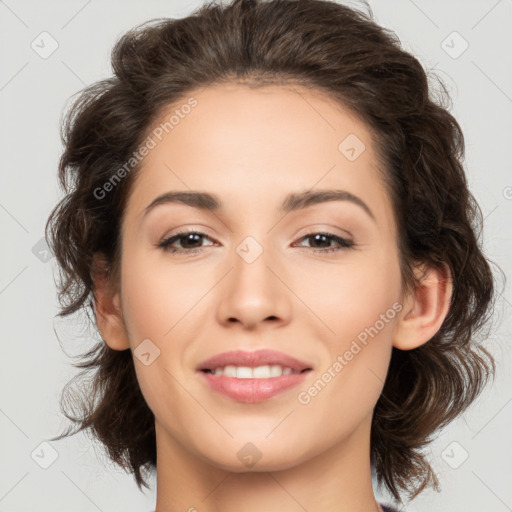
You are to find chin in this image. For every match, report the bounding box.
[196,437,312,473]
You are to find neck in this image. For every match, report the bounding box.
[154,414,383,512]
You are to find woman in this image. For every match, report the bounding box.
[45,0,498,510]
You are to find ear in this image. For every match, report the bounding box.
[91,252,130,351]
[393,261,453,350]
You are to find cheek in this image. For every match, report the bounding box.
[301,247,402,342]
[119,248,206,343]
[302,247,401,403]
[118,250,205,422]
[118,248,219,403]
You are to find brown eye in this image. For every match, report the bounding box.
[158,230,355,256]
[158,231,216,254]
[294,232,355,253]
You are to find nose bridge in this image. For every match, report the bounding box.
[231,233,279,301]
[216,232,291,328]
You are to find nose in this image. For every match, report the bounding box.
[216,241,293,331]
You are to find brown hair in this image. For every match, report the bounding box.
[45,0,500,502]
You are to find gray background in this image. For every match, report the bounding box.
[1,0,511,511]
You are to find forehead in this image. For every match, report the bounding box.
[124,83,394,234]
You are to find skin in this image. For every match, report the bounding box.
[93,83,452,512]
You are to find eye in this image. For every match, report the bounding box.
[293,232,355,254]
[158,230,217,254]
[158,230,355,255]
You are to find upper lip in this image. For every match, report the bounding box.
[196,349,313,372]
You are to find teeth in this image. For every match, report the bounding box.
[209,365,295,378]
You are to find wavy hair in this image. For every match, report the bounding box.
[45,0,499,501]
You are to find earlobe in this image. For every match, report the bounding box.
[91,253,131,351]
[393,262,453,350]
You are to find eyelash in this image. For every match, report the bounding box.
[157,229,355,255]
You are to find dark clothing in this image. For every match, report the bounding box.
[381,505,401,512]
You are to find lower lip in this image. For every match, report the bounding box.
[198,370,311,403]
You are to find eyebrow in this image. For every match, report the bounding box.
[143,189,375,221]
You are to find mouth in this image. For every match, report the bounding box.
[197,367,313,403]
[196,349,314,403]
[196,348,314,375]
[200,367,312,377]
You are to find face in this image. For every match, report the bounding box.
[115,83,405,472]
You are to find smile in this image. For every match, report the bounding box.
[198,368,313,403]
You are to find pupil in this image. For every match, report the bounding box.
[184,233,201,248]
[313,234,328,247]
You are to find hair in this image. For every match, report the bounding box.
[45,0,500,503]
